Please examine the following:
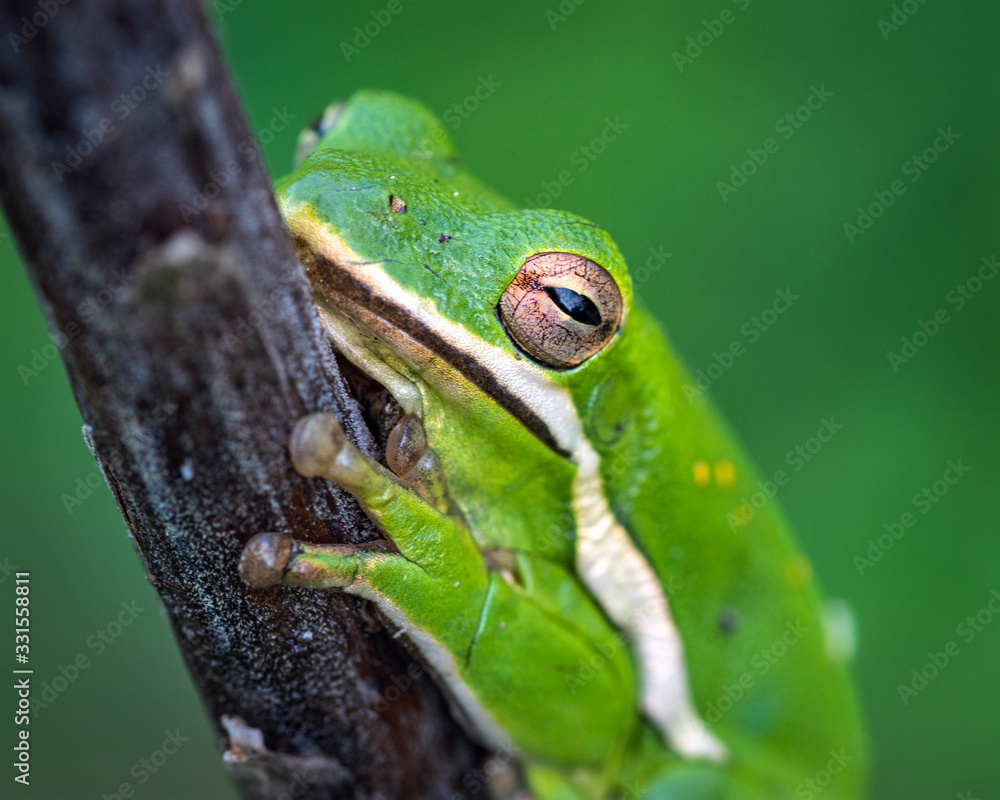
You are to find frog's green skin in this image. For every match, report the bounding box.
[239,92,866,800]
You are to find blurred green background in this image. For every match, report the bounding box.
[1,1,997,797]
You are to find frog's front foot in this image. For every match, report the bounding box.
[238,411,487,597]
[238,411,395,591]
[239,532,364,590]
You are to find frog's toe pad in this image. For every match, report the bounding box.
[239,532,294,587]
[645,765,732,800]
[290,412,351,478]
[290,412,379,493]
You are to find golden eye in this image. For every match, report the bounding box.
[498,252,623,369]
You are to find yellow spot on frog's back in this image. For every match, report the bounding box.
[693,460,711,487]
[786,556,813,586]
[714,460,736,488]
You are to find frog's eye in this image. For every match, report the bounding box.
[294,103,345,167]
[498,252,623,369]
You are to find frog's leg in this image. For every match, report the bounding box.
[526,751,767,800]
[239,412,492,614]
[640,764,790,800]
[524,764,590,800]
[239,412,636,772]
[611,724,790,800]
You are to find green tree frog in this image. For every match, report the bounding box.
[239,91,866,800]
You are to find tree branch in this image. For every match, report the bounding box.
[0,1,482,797]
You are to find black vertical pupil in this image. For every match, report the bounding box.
[546,287,602,326]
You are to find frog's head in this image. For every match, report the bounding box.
[278,92,635,468]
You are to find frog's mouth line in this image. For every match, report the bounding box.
[292,231,573,458]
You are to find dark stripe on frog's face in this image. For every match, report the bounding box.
[292,233,571,458]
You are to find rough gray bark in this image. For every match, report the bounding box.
[0,1,483,797]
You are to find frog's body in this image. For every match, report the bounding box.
[240,92,865,800]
